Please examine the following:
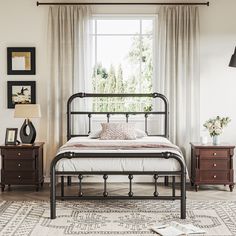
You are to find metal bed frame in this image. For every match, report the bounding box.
[50,93,186,219]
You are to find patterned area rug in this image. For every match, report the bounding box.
[0,200,236,236]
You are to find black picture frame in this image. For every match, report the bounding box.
[7,47,36,75]
[7,81,36,109]
[5,128,18,145]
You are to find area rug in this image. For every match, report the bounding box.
[0,200,236,236]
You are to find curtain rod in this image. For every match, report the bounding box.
[36,1,210,6]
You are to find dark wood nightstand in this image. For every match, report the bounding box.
[0,142,44,191]
[190,143,235,192]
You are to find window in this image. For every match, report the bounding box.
[92,16,155,112]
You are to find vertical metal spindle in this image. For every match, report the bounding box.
[126,114,129,123]
[145,114,148,134]
[153,174,159,197]
[172,176,176,197]
[107,114,110,123]
[61,176,64,198]
[78,174,83,197]
[128,174,133,197]
[103,174,108,197]
[88,114,91,134]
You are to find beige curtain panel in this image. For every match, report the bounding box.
[157,5,200,171]
[46,6,92,176]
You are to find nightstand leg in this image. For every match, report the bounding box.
[1,184,5,192]
[194,185,199,192]
[229,184,234,192]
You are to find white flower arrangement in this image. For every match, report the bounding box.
[203,116,231,137]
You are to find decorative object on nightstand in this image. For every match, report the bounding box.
[14,104,41,144]
[0,142,44,191]
[5,128,18,145]
[203,116,231,145]
[229,46,236,67]
[190,143,235,192]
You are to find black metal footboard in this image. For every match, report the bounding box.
[50,151,186,219]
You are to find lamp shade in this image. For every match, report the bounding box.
[229,47,236,67]
[14,104,41,118]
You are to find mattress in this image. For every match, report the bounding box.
[55,137,184,172]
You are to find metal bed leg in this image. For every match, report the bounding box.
[61,176,64,198]
[181,171,186,219]
[164,176,169,186]
[67,176,72,186]
[172,176,175,198]
[50,164,56,219]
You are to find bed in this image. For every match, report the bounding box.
[50,93,186,219]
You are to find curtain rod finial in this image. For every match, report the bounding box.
[36,1,39,6]
[207,1,210,6]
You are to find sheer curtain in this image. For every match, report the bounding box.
[46,6,92,175]
[157,6,200,170]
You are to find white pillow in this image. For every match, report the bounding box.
[135,128,147,138]
[100,123,136,140]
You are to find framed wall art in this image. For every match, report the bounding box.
[7,47,36,75]
[7,81,36,109]
[5,128,18,145]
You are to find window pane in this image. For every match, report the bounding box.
[92,17,154,112]
[97,19,140,34]
[142,20,153,34]
[141,35,153,93]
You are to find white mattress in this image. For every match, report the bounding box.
[55,137,184,172]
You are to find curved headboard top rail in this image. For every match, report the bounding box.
[67,92,169,140]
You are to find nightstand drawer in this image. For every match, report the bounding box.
[199,171,229,182]
[200,149,228,158]
[200,159,229,171]
[3,149,34,159]
[2,171,35,183]
[4,160,35,171]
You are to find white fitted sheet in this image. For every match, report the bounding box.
[55,137,184,172]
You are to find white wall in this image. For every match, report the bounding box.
[0,0,236,178]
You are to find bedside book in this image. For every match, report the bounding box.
[151,222,206,236]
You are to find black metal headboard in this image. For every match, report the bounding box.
[67,93,169,140]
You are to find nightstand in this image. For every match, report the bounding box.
[0,142,44,191]
[190,143,235,192]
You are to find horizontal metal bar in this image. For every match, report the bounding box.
[70,111,166,115]
[37,1,209,6]
[70,134,167,137]
[56,171,181,175]
[56,196,181,200]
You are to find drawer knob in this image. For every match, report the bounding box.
[213,163,217,167]
[18,152,21,156]
[18,176,21,179]
[18,164,21,167]
[213,153,217,156]
[213,175,217,179]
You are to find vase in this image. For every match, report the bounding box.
[212,135,220,145]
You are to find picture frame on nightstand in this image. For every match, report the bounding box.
[5,128,18,145]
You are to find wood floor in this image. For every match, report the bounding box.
[0,182,235,201]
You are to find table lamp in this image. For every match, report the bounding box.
[229,46,236,67]
[14,104,41,144]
